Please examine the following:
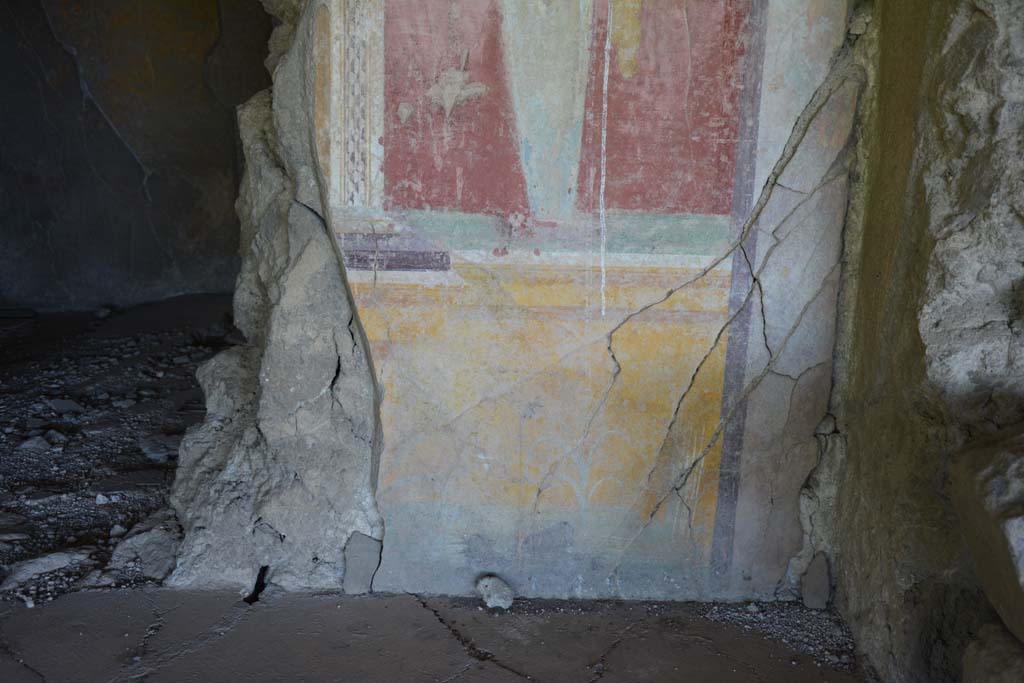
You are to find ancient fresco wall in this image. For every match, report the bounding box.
[313,0,852,599]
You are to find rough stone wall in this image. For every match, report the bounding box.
[0,0,271,311]
[170,1,384,592]
[917,2,1024,434]
[831,0,1023,680]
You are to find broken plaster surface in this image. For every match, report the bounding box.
[169,1,383,593]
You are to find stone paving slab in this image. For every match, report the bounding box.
[0,590,862,682]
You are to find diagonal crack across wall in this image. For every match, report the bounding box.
[590,42,867,582]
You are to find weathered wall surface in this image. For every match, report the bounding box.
[0,0,271,311]
[302,0,856,600]
[832,0,1023,680]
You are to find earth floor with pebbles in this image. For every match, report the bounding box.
[0,294,235,605]
[0,294,862,680]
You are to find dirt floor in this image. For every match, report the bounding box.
[0,296,864,681]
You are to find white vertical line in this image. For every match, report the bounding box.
[599,0,613,319]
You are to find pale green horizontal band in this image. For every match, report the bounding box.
[400,209,731,256]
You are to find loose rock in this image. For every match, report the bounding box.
[801,552,831,610]
[0,294,227,602]
[704,601,855,670]
[476,574,514,610]
[46,399,85,414]
[105,509,182,581]
[342,532,382,595]
[44,429,67,445]
[18,436,51,452]
[138,433,181,464]
[0,549,95,592]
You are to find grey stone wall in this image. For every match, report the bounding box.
[831,0,1024,680]
[0,0,271,311]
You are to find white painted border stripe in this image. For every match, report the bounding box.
[599,0,613,318]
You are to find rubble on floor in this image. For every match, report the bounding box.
[0,295,234,605]
[703,600,856,671]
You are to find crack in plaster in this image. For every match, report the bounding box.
[367,535,384,592]
[529,333,620,516]
[412,596,537,682]
[111,599,254,682]
[586,37,865,579]
[439,661,476,683]
[775,405,837,600]
[609,260,844,576]
[679,0,694,133]
[0,635,47,682]
[383,333,614,471]
[682,629,769,682]
[585,623,640,682]
[381,53,865,573]
[128,593,173,668]
[740,241,774,360]
[674,487,695,533]
[628,253,822,524]
[53,26,175,277]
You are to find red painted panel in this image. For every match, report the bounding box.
[383,0,529,216]
[577,0,749,216]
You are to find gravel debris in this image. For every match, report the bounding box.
[0,295,234,604]
[703,600,857,670]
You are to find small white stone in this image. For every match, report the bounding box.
[475,574,514,610]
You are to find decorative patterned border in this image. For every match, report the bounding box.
[330,0,385,214]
